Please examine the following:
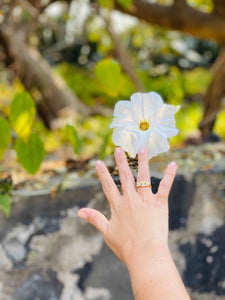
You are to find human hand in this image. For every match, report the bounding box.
[77,147,177,266]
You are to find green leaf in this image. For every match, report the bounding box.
[15,133,45,174]
[0,177,13,194]
[98,0,114,9]
[95,59,122,97]
[65,125,81,155]
[116,0,133,9]
[0,193,11,216]
[0,117,11,160]
[10,91,36,140]
[99,131,111,160]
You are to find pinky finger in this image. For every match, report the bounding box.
[157,161,177,200]
[77,208,108,237]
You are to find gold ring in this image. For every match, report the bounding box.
[136,181,151,188]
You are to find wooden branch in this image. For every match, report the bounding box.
[199,48,225,137]
[213,0,225,17]
[103,11,144,92]
[115,0,225,44]
[17,0,39,17]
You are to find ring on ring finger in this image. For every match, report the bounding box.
[136,181,151,189]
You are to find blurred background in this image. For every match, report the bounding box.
[0,1,225,299]
[0,0,225,165]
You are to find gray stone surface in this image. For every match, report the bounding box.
[0,150,225,299]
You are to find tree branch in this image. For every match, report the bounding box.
[115,0,225,44]
[213,0,225,17]
[102,11,144,92]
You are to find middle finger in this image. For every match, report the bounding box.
[114,147,136,196]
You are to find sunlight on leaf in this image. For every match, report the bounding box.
[116,0,133,9]
[95,59,122,97]
[214,109,225,139]
[0,117,11,160]
[65,125,82,155]
[15,133,45,174]
[0,193,11,216]
[10,91,36,140]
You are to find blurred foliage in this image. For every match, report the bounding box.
[10,92,36,140]
[0,91,45,175]
[15,133,45,175]
[55,61,135,106]
[186,0,213,12]
[0,193,11,217]
[0,175,13,217]
[95,58,122,97]
[0,0,225,202]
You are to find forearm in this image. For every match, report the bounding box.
[126,242,191,300]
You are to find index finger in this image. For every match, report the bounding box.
[96,160,121,208]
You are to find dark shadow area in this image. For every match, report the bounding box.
[169,175,196,230]
[181,223,225,295]
[83,243,134,300]
[12,269,63,300]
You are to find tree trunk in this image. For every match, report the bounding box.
[1,28,91,118]
[199,49,225,138]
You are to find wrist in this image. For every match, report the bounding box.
[124,240,171,272]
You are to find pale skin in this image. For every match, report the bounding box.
[78,147,191,300]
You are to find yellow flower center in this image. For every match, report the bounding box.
[139,121,150,131]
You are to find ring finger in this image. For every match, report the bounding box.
[136,147,152,195]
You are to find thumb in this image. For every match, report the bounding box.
[77,208,108,236]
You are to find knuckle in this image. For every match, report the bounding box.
[160,179,170,190]
[156,191,168,204]
[137,173,149,182]
[165,169,175,178]
[120,171,134,182]
[102,180,113,194]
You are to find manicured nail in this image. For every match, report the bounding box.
[78,208,95,219]
[78,210,88,220]
[115,147,121,154]
[96,160,102,167]
[139,147,145,154]
[168,161,177,168]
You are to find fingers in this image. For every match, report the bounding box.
[137,147,151,195]
[114,147,136,196]
[78,208,108,237]
[96,160,121,208]
[157,162,177,200]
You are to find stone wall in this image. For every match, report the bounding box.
[0,162,225,299]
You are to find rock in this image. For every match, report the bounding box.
[12,270,63,300]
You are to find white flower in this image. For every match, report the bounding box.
[110,92,180,159]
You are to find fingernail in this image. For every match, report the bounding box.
[78,210,88,220]
[96,160,102,167]
[115,147,121,154]
[78,209,95,219]
[139,147,145,154]
[168,161,176,168]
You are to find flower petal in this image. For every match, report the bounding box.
[131,92,164,123]
[113,100,132,118]
[110,100,137,129]
[148,92,164,108]
[110,118,137,129]
[155,123,179,138]
[146,128,170,159]
[112,127,138,158]
[151,103,179,137]
[137,130,151,149]
[157,104,178,122]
